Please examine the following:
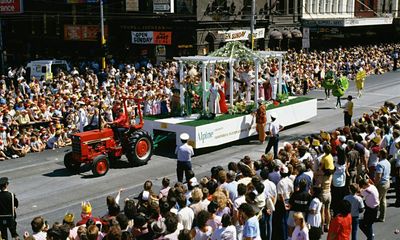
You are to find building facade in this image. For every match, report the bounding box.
[1,0,400,67]
[301,0,399,49]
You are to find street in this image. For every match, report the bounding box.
[1,71,400,239]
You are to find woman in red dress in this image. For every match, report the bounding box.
[218,75,228,113]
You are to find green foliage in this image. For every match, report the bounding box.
[209,41,263,63]
[276,93,289,102]
[245,102,256,113]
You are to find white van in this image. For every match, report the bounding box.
[26,59,70,80]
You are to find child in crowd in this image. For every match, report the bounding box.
[343,183,365,240]
[292,212,309,240]
[308,186,322,240]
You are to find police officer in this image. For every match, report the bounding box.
[0,177,19,240]
[265,113,283,159]
[175,133,194,183]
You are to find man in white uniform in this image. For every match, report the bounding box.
[175,133,194,183]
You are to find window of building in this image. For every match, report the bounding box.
[289,0,294,14]
[277,0,285,14]
[176,0,195,14]
[359,0,374,11]
[312,0,318,14]
[139,0,153,12]
[325,0,330,13]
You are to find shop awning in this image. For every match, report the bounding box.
[291,29,303,38]
[282,29,292,39]
[269,30,283,40]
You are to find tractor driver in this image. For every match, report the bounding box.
[107,108,129,142]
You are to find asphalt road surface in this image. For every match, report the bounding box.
[1,71,400,239]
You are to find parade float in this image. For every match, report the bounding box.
[143,42,317,149]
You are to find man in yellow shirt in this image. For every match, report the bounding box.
[343,95,354,126]
[15,110,31,125]
[319,144,334,232]
[320,144,335,174]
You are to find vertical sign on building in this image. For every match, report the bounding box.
[302,27,310,49]
[153,0,174,13]
[126,0,139,11]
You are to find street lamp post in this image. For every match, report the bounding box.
[250,0,256,50]
[100,0,106,70]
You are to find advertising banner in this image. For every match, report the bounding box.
[153,31,172,45]
[132,31,172,45]
[218,28,265,42]
[0,0,23,14]
[143,98,317,149]
[131,31,154,44]
[64,25,108,41]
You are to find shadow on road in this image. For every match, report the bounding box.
[43,168,76,177]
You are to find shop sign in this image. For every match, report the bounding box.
[218,28,265,42]
[132,31,154,44]
[156,45,166,56]
[153,32,172,45]
[66,0,100,3]
[0,0,23,14]
[302,39,310,49]
[302,27,310,40]
[126,0,138,11]
[64,25,108,41]
[153,0,174,13]
[131,31,172,45]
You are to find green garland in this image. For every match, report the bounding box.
[209,41,263,63]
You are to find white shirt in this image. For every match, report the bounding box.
[307,198,322,227]
[175,143,194,162]
[277,177,294,201]
[233,195,246,210]
[361,185,379,208]
[268,120,282,136]
[262,179,277,202]
[177,206,194,230]
[211,225,237,240]
[292,226,309,240]
[78,108,88,132]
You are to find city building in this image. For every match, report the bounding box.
[0,0,399,67]
[301,0,399,48]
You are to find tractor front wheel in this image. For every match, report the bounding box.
[125,130,153,166]
[92,155,110,176]
[64,152,80,172]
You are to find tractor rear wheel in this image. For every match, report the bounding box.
[92,155,110,176]
[64,152,80,172]
[125,130,153,166]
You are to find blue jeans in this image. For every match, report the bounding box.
[352,216,359,240]
[260,210,273,240]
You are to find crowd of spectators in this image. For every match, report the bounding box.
[5,98,399,240]
[0,43,398,162]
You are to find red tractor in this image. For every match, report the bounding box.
[64,98,153,176]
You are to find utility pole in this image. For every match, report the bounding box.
[0,19,4,74]
[250,0,256,50]
[100,0,106,70]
